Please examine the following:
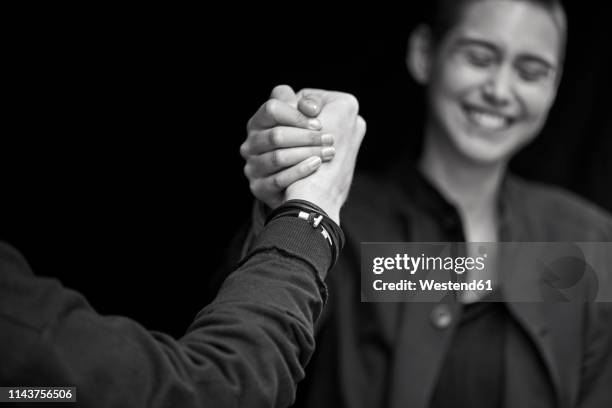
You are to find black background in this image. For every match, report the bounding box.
[3,5,610,337]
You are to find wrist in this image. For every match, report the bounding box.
[284,193,341,225]
[265,200,345,272]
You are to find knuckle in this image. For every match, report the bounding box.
[243,163,253,178]
[269,128,283,147]
[336,92,359,114]
[271,84,290,97]
[239,142,249,158]
[249,180,258,194]
[357,115,367,132]
[271,175,283,191]
[264,99,278,117]
[354,116,367,141]
[344,93,359,112]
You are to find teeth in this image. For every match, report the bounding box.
[467,109,509,130]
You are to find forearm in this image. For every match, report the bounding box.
[182,216,330,407]
[0,216,331,408]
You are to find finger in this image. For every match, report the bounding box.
[270,84,298,109]
[297,97,321,117]
[297,88,331,100]
[247,146,336,177]
[298,88,333,104]
[252,157,323,194]
[298,89,360,114]
[250,98,322,130]
[245,127,333,155]
[296,88,330,118]
[356,115,367,141]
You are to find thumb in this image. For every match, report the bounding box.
[297,88,332,117]
[270,84,298,108]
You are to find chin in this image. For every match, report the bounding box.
[448,128,533,166]
[453,138,513,165]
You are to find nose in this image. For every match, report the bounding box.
[482,65,514,107]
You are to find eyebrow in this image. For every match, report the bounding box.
[452,37,558,70]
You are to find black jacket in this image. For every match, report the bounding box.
[0,216,331,407]
[290,169,612,408]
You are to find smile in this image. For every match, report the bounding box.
[463,105,516,130]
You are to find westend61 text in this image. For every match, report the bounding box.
[373,279,493,291]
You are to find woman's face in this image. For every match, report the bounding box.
[426,0,563,164]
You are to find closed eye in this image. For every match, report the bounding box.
[455,41,499,68]
[516,60,554,82]
[466,48,496,67]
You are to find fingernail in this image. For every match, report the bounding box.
[303,99,319,113]
[308,118,321,130]
[306,156,322,169]
[321,133,334,146]
[322,147,335,161]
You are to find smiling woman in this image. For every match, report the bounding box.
[411,0,565,165]
[229,0,612,407]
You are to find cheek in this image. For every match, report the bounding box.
[516,82,557,121]
[432,56,488,99]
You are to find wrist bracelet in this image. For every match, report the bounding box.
[266,200,345,268]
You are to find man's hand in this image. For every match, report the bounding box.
[242,85,335,209]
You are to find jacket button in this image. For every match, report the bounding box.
[430,304,453,329]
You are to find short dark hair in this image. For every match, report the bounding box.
[425,0,567,45]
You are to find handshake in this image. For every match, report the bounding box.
[240,85,367,225]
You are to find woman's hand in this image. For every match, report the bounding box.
[241,85,335,209]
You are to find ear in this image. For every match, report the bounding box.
[407,25,434,85]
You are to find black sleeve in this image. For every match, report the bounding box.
[0,216,331,408]
[203,199,269,304]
